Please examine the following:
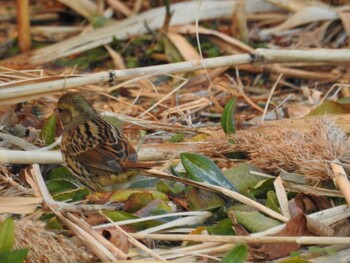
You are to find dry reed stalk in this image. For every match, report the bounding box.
[145,169,289,222]
[53,210,119,262]
[273,176,291,219]
[65,212,130,260]
[0,135,234,164]
[238,64,343,81]
[0,54,251,105]
[155,243,234,260]
[2,48,350,105]
[330,161,350,205]
[94,211,212,230]
[58,0,97,18]
[0,197,41,214]
[130,233,350,245]
[15,0,31,52]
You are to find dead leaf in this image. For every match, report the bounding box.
[102,227,129,254]
[249,214,313,261]
[166,32,200,61]
[294,193,333,214]
[260,6,338,36]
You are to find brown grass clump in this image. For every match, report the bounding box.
[14,219,93,263]
[0,166,32,197]
[232,118,350,186]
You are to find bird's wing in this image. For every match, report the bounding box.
[65,117,137,173]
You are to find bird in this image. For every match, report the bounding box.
[55,92,151,192]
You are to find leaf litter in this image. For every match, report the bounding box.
[1,0,350,262]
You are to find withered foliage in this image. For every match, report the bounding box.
[233,118,350,186]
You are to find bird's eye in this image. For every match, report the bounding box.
[57,107,63,113]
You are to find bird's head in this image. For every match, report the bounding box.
[55,92,98,127]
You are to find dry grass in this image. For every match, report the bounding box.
[1,0,350,262]
[14,219,93,263]
[233,118,350,186]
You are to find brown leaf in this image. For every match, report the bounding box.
[249,214,313,261]
[101,227,129,253]
[294,193,332,214]
[332,218,350,237]
[170,195,189,210]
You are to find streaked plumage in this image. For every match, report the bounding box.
[56,92,140,191]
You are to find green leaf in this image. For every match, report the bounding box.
[181,152,237,191]
[220,243,248,263]
[90,15,109,28]
[279,257,312,263]
[221,97,237,134]
[290,251,301,258]
[308,246,323,253]
[207,218,235,236]
[156,180,185,195]
[40,114,57,146]
[0,218,15,252]
[46,216,62,230]
[170,133,185,142]
[266,191,282,214]
[46,179,81,194]
[308,101,350,116]
[234,211,281,232]
[128,177,160,188]
[0,249,28,263]
[109,189,168,203]
[52,188,89,202]
[223,163,264,194]
[324,247,337,256]
[124,192,155,213]
[46,167,77,181]
[187,188,225,211]
[249,178,275,198]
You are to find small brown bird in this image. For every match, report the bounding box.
[56,92,147,191]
